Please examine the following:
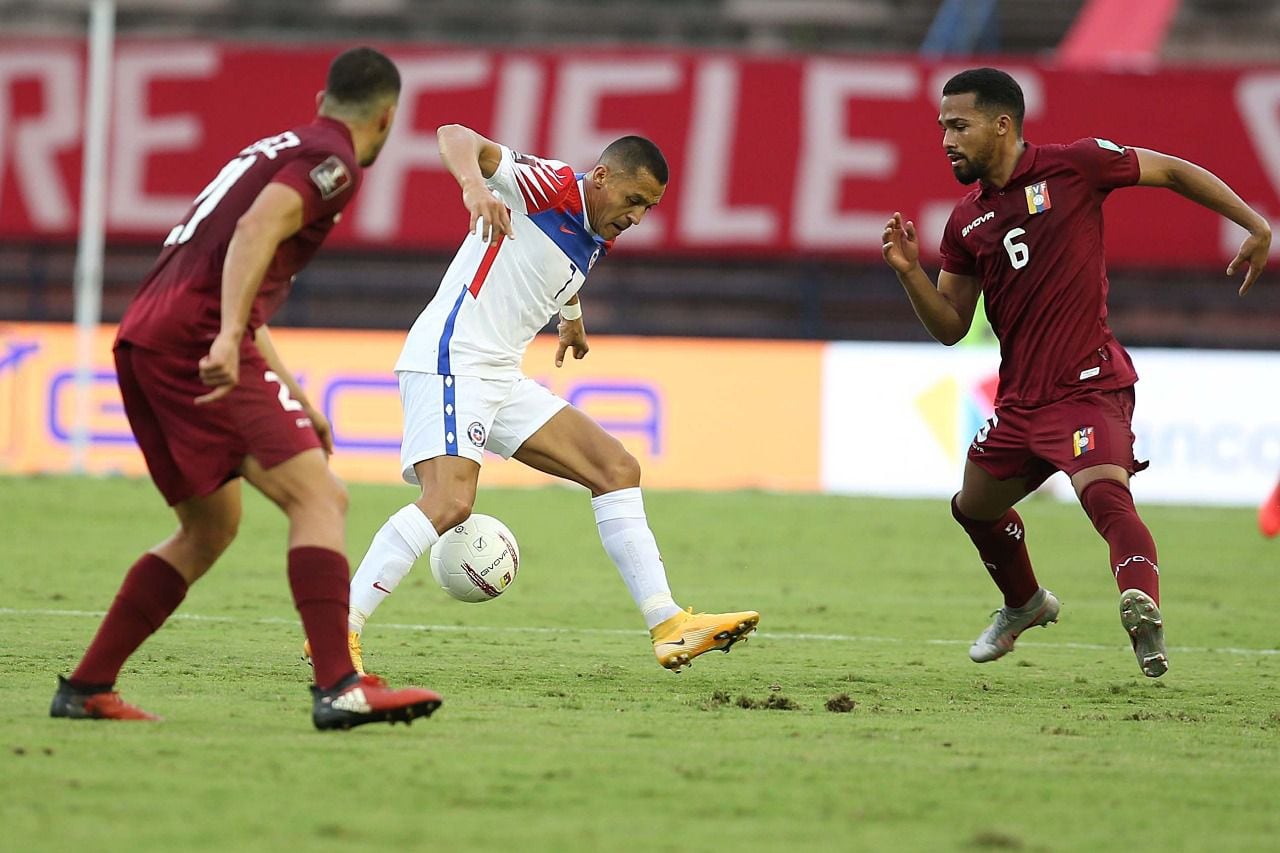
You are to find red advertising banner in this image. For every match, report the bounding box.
[1,41,1277,266]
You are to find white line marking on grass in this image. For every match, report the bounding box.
[4,607,1278,657]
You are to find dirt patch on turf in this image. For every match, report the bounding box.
[708,692,800,710]
[736,693,799,710]
[825,693,856,713]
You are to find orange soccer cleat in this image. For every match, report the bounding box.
[650,608,760,671]
[311,673,442,731]
[49,676,162,721]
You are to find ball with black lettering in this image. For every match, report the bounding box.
[429,514,521,603]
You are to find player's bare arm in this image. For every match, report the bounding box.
[254,325,334,454]
[1134,148,1272,295]
[196,183,305,404]
[555,295,589,368]
[437,124,513,244]
[882,211,980,345]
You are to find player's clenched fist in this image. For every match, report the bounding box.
[196,333,240,404]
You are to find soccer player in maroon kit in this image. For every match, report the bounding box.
[882,67,1271,677]
[50,47,442,728]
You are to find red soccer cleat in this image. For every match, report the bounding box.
[311,673,442,731]
[1260,482,1280,539]
[49,676,162,721]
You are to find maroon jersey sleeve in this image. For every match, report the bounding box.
[939,207,979,276]
[1058,137,1140,191]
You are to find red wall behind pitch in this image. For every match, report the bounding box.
[0,41,1276,268]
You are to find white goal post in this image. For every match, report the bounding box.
[71,0,115,471]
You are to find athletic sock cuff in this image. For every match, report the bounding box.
[950,494,1015,531]
[591,487,645,522]
[388,505,439,559]
[1078,477,1130,505]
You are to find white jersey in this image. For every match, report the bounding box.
[396,145,612,378]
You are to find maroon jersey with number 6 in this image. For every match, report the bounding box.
[117,116,360,355]
[939,138,1141,408]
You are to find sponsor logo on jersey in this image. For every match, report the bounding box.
[1072,426,1096,458]
[961,210,995,237]
[588,246,601,271]
[309,155,352,200]
[1024,181,1052,214]
[468,421,487,447]
[1094,138,1126,154]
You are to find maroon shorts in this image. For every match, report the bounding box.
[967,387,1146,490]
[115,343,322,506]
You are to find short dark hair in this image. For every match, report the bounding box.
[600,136,669,185]
[942,67,1025,131]
[324,47,400,108]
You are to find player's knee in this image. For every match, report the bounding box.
[298,472,348,517]
[329,477,350,516]
[597,451,641,493]
[432,495,475,531]
[182,517,238,563]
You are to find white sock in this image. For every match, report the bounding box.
[348,504,439,634]
[592,487,682,629]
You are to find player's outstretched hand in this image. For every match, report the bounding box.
[462,182,513,244]
[1228,224,1272,295]
[555,318,589,367]
[195,334,240,404]
[882,212,920,275]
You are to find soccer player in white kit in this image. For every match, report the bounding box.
[312,124,759,674]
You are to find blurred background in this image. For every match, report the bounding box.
[2,0,1278,345]
[0,0,1277,503]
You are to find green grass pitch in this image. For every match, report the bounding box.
[2,474,1278,851]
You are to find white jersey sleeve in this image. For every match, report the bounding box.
[485,145,578,215]
[395,145,612,380]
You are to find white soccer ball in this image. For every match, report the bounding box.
[428,514,520,603]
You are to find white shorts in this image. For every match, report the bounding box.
[397,371,569,484]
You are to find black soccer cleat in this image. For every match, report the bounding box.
[311,672,442,731]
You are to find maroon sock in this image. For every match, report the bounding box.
[288,546,356,691]
[1079,479,1160,604]
[951,496,1040,608]
[71,553,188,688]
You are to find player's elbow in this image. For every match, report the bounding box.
[929,319,970,346]
[436,123,470,143]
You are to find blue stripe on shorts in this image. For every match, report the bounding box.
[442,374,458,456]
